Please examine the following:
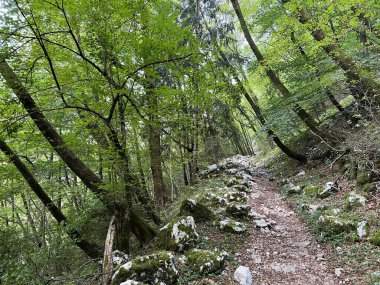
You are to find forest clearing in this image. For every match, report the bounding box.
[0,0,379,284]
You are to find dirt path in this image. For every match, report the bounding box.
[221,165,345,285]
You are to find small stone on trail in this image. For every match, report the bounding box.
[335,268,343,277]
[234,266,253,285]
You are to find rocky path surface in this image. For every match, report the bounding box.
[219,158,343,285]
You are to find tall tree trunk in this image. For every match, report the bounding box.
[230,0,326,139]
[281,0,379,101]
[0,140,101,258]
[145,79,167,206]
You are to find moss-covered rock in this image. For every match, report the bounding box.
[232,184,250,193]
[226,203,251,218]
[111,251,178,285]
[186,249,227,275]
[223,191,247,203]
[370,229,380,246]
[157,216,199,252]
[318,215,356,234]
[303,185,321,196]
[345,191,367,209]
[217,219,247,234]
[179,199,215,222]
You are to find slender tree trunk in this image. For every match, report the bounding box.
[145,80,167,206]
[0,140,101,258]
[230,0,326,139]
[281,0,379,101]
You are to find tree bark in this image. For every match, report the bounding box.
[145,79,167,206]
[0,140,101,258]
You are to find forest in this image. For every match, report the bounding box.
[0,0,379,284]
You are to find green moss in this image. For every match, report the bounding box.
[156,216,198,252]
[303,185,321,196]
[179,199,215,222]
[360,183,376,193]
[111,251,177,285]
[370,229,380,246]
[226,203,251,218]
[357,171,371,185]
[186,249,226,275]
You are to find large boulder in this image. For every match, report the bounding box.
[318,215,355,234]
[226,203,251,218]
[217,219,247,234]
[179,199,215,222]
[111,251,178,285]
[157,216,199,252]
[186,249,228,275]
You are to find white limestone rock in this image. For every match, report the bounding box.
[234,266,253,285]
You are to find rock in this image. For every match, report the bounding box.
[318,215,355,234]
[111,251,178,285]
[234,266,253,285]
[223,191,247,203]
[112,250,129,266]
[346,191,367,209]
[357,221,369,238]
[301,204,324,213]
[296,170,305,176]
[271,262,296,273]
[179,199,215,222]
[233,184,250,193]
[217,219,247,234]
[186,249,227,275]
[335,268,343,277]
[287,183,302,195]
[370,229,380,246]
[303,185,321,196]
[120,281,147,285]
[157,216,199,252]
[254,219,271,228]
[226,203,251,218]
[317,182,338,199]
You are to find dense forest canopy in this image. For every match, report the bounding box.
[0,0,379,284]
